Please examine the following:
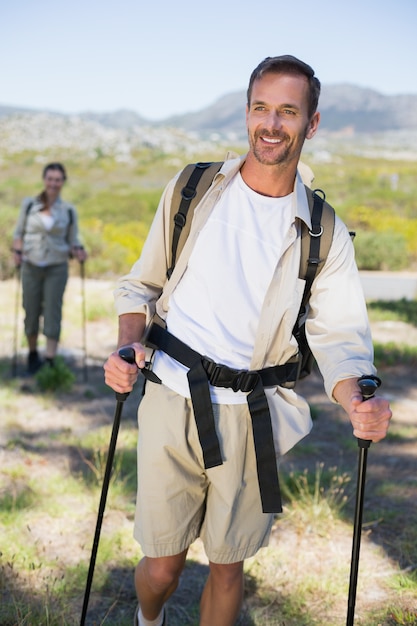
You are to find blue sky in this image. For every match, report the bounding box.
[1,0,416,120]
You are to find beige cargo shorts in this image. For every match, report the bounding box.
[133,381,275,564]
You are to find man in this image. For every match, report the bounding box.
[104,55,392,626]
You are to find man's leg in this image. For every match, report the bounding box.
[134,551,187,621]
[199,561,244,626]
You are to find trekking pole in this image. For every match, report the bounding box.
[80,259,88,382]
[80,346,136,626]
[11,265,21,377]
[346,375,381,626]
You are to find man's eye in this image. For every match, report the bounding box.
[284,109,296,115]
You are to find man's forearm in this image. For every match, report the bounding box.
[117,313,147,349]
[333,377,360,413]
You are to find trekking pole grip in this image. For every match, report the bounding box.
[356,375,382,449]
[116,347,136,402]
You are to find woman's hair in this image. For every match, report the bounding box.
[247,55,321,119]
[42,162,67,181]
[38,163,67,207]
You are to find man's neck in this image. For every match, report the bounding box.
[240,156,297,198]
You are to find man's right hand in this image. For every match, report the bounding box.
[103,342,147,394]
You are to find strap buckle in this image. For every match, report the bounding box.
[202,357,259,392]
[181,186,197,201]
[230,370,259,393]
[201,357,223,385]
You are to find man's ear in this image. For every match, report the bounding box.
[306,111,320,140]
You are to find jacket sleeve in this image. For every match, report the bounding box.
[13,198,33,239]
[306,215,376,401]
[114,176,178,325]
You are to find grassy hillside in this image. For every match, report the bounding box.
[1,148,416,280]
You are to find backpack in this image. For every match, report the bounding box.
[166,161,336,381]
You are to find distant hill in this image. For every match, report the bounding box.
[159,84,417,138]
[318,84,417,133]
[1,84,417,161]
[80,108,149,128]
[1,84,417,139]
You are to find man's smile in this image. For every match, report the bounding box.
[261,136,282,144]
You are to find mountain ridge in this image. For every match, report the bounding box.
[1,83,417,138]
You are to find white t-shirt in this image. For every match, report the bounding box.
[40,213,54,231]
[153,172,293,403]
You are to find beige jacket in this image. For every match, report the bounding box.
[115,154,376,455]
[14,196,82,266]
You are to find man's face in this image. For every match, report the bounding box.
[246,72,320,168]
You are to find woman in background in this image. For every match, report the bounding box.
[12,162,87,374]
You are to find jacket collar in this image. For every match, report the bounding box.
[32,196,63,212]
[217,153,312,228]
[294,172,312,229]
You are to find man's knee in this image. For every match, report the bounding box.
[208,561,244,590]
[139,554,186,593]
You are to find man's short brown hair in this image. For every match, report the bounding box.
[247,55,321,119]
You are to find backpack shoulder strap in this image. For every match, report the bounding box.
[291,187,336,380]
[167,161,223,278]
[299,186,335,306]
[66,206,74,243]
[21,199,34,239]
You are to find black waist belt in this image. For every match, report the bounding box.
[145,322,299,514]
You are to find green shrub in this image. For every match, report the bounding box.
[75,218,150,277]
[373,342,417,368]
[354,231,410,270]
[35,356,75,392]
[1,152,417,279]
[367,298,417,325]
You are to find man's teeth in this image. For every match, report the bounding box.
[262,137,281,143]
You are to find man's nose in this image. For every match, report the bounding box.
[265,110,283,129]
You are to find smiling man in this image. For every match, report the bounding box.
[104,55,391,626]
[244,62,320,183]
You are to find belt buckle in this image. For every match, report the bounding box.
[203,358,258,392]
[231,370,245,392]
[231,370,258,393]
[202,357,223,386]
